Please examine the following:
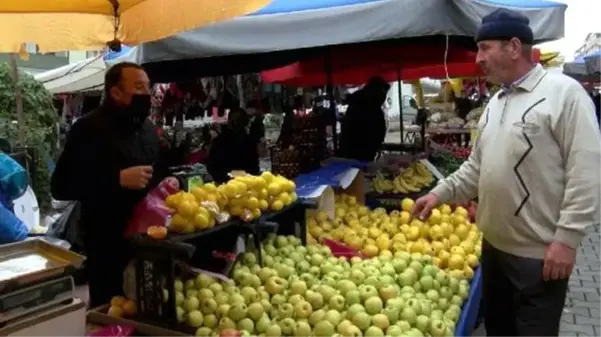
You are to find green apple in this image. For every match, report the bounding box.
[365,296,383,315]
[271,294,287,306]
[290,280,308,296]
[345,289,361,306]
[241,287,259,303]
[258,267,276,282]
[264,244,278,256]
[429,319,446,337]
[176,307,185,323]
[288,294,305,306]
[458,284,470,300]
[400,308,417,325]
[365,326,384,337]
[325,309,343,326]
[215,292,229,306]
[386,297,404,310]
[243,252,257,267]
[433,279,441,291]
[229,293,246,305]
[415,315,430,333]
[219,317,237,330]
[185,279,196,290]
[338,280,357,295]
[435,272,449,287]
[294,321,312,336]
[313,321,335,337]
[187,289,199,298]
[175,292,185,306]
[386,325,404,337]
[237,317,254,333]
[337,320,353,335]
[255,314,271,333]
[372,313,390,330]
[450,295,463,306]
[425,289,440,303]
[263,255,275,267]
[265,323,282,337]
[275,236,288,248]
[406,298,422,315]
[228,303,248,321]
[310,253,325,266]
[217,304,231,318]
[401,286,415,294]
[184,296,200,312]
[359,285,378,301]
[201,298,218,314]
[419,275,434,291]
[274,263,293,279]
[195,327,212,337]
[408,261,423,277]
[444,304,461,322]
[306,290,325,310]
[318,285,337,302]
[279,317,296,335]
[420,300,432,316]
[203,313,217,329]
[364,276,382,289]
[396,320,411,331]
[225,285,240,295]
[392,258,408,273]
[439,286,453,300]
[322,275,337,288]
[329,294,346,311]
[405,328,425,336]
[174,279,184,292]
[196,274,216,289]
[278,303,294,318]
[448,277,460,294]
[260,299,272,313]
[294,301,313,319]
[379,285,397,302]
[198,288,214,301]
[309,309,326,326]
[247,302,264,321]
[352,312,371,331]
[437,298,449,312]
[398,271,417,287]
[431,309,444,321]
[299,273,315,288]
[384,305,400,325]
[309,266,321,277]
[265,277,286,295]
[350,269,366,285]
[381,263,396,276]
[346,303,366,320]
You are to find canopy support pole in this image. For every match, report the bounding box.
[396,66,404,147]
[325,52,337,154]
[8,53,26,146]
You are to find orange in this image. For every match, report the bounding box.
[110,295,127,307]
[147,226,167,240]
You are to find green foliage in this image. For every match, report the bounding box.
[0,62,59,212]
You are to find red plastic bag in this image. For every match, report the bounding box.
[88,325,135,337]
[124,177,180,238]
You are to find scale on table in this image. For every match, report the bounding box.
[0,276,75,326]
[0,239,84,326]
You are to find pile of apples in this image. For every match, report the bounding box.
[306,194,482,280]
[172,235,468,337]
[165,171,297,234]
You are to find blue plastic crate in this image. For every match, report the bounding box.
[456,266,482,336]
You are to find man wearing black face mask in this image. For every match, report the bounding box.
[51,63,167,307]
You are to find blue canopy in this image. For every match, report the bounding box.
[564,50,601,81]
[128,0,566,81]
[104,45,132,61]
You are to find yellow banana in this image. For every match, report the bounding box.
[399,177,421,193]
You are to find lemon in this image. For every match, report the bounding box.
[229,206,244,216]
[245,197,260,209]
[439,204,452,215]
[400,198,415,212]
[203,183,217,193]
[181,224,195,234]
[193,213,210,230]
[267,182,282,196]
[289,192,298,203]
[375,235,390,251]
[251,208,261,219]
[259,199,269,210]
[261,171,275,184]
[270,200,284,211]
[169,214,187,232]
[454,206,469,218]
[277,192,291,206]
[362,244,379,258]
[177,201,197,218]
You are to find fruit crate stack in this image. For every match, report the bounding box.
[270,146,301,179]
[291,114,327,174]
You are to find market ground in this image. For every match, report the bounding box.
[472,224,601,336]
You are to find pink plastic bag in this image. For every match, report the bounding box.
[124,177,179,238]
[88,325,135,337]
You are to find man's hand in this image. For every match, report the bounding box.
[412,193,440,220]
[543,241,576,281]
[120,166,153,190]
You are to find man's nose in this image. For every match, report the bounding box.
[475,51,485,64]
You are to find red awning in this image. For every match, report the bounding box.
[261,45,542,86]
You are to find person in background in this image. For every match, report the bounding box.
[247,99,267,170]
[412,9,600,336]
[51,62,169,307]
[339,76,390,162]
[207,108,257,183]
[410,98,429,128]
[0,148,29,245]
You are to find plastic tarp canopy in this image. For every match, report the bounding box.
[564,50,601,83]
[129,0,566,81]
[584,50,600,74]
[33,48,137,94]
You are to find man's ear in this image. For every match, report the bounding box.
[110,86,121,101]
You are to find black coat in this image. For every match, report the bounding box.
[207,126,259,183]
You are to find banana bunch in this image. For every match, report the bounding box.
[373,161,435,194]
[372,171,395,193]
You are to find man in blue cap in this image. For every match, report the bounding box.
[413,8,601,336]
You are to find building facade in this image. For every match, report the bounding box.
[1,43,103,75]
[574,32,601,59]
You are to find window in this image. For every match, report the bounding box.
[86,50,100,58]
[24,43,38,54]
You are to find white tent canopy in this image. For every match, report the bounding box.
[34,49,137,94]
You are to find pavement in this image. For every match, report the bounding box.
[472,225,601,336]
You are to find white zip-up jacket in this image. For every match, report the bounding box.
[431,64,601,259]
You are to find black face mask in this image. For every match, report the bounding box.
[121,94,151,129]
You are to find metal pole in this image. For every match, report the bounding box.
[325,52,337,153]
[8,54,26,146]
[396,66,403,146]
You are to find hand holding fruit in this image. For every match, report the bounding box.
[120,165,153,190]
[412,193,440,220]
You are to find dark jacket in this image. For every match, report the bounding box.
[207,126,258,183]
[339,90,387,162]
[50,106,165,244]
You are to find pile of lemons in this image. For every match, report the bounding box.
[306,194,482,280]
[165,171,298,234]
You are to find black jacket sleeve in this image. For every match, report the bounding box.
[50,119,122,203]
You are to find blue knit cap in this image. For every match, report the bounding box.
[475,8,534,44]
